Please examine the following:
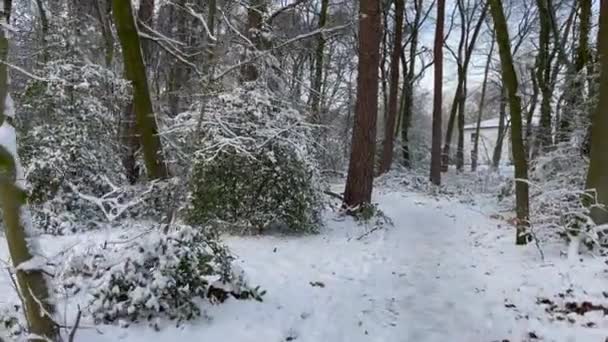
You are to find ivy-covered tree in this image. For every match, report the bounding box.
[0,1,58,339]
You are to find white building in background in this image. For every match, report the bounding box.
[462,118,512,166]
[462,116,539,166]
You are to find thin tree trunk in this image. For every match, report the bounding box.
[34,0,49,62]
[94,0,114,67]
[525,67,539,158]
[343,0,382,208]
[489,0,530,245]
[401,0,424,169]
[492,89,506,169]
[441,1,488,171]
[430,0,446,185]
[310,0,329,123]
[534,0,553,153]
[137,0,154,66]
[379,0,404,174]
[456,72,466,171]
[113,0,168,179]
[241,0,268,82]
[585,0,608,225]
[0,2,58,339]
[472,32,494,171]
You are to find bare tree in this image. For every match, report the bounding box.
[441,0,488,172]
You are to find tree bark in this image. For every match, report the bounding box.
[343,0,382,208]
[379,0,404,174]
[489,0,530,245]
[310,0,329,123]
[113,0,168,180]
[585,0,608,225]
[0,2,58,339]
[430,0,446,185]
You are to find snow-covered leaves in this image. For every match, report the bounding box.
[60,224,263,327]
[181,85,324,234]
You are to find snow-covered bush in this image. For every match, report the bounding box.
[60,224,263,327]
[185,85,323,234]
[16,61,129,233]
[528,142,601,251]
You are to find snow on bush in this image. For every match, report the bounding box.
[183,85,323,234]
[527,143,607,254]
[60,224,263,327]
[16,61,132,233]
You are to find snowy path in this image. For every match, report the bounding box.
[86,190,525,342]
[22,189,608,341]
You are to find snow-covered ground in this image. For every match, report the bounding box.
[2,183,608,341]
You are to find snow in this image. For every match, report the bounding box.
[2,181,608,341]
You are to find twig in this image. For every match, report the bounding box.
[68,306,82,342]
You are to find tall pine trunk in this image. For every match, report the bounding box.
[113,0,168,179]
[585,0,608,225]
[379,0,404,174]
[430,0,446,185]
[343,0,382,208]
[0,2,58,339]
[489,0,530,245]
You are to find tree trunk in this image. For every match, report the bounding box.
[343,0,382,208]
[379,0,404,174]
[456,74,466,171]
[137,0,154,66]
[34,0,49,63]
[585,0,608,225]
[489,0,530,245]
[94,0,114,67]
[534,0,553,153]
[0,3,58,339]
[113,0,168,180]
[430,0,445,185]
[492,89,506,169]
[241,0,268,82]
[472,33,494,171]
[525,67,539,158]
[401,0,423,169]
[310,0,329,123]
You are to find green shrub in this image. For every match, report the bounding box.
[185,85,323,234]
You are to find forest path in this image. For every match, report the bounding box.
[77,188,607,342]
[217,189,519,342]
